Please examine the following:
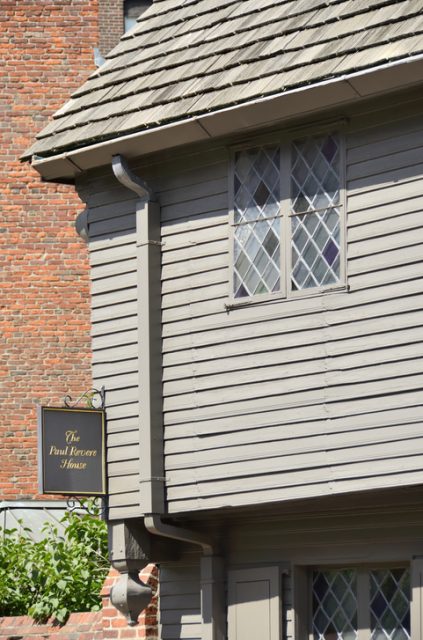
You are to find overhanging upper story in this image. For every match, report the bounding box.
[23,0,423,521]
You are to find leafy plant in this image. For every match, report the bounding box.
[0,500,109,623]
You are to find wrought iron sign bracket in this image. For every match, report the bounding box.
[63,386,105,410]
[66,495,107,518]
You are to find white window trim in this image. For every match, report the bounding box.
[227,126,347,309]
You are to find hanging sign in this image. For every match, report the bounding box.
[38,406,106,496]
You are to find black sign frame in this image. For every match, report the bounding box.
[38,406,106,496]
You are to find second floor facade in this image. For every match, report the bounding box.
[74,87,423,520]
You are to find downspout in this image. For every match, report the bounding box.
[111,156,224,639]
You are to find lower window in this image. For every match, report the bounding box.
[312,567,410,640]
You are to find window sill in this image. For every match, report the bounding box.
[224,283,349,311]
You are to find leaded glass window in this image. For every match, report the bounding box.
[291,133,341,291]
[370,569,411,640]
[312,569,358,640]
[233,146,281,298]
[231,132,343,300]
[310,567,411,640]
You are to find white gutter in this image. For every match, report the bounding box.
[31,53,423,182]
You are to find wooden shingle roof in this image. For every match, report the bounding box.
[25,0,423,160]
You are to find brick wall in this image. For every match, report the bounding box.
[0,0,98,500]
[98,0,124,57]
[0,7,159,639]
[0,612,103,639]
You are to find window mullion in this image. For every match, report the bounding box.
[357,569,370,640]
[339,133,347,288]
[280,144,290,298]
[228,151,236,300]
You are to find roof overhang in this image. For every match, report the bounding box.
[31,54,423,183]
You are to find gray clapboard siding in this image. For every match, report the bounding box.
[92,358,138,379]
[164,373,423,428]
[227,496,423,563]
[161,99,423,512]
[167,465,423,512]
[162,267,228,295]
[348,173,423,211]
[108,460,139,477]
[162,300,423,360]
[78,95,423,518]
[92,301,138,325]
[347,106,423,148]
[161,239,228,266]
[347,146,423,181]
[349,263,422,290]
[166,422,423,472]
[167,436,423,486]
[91,256,137,279]
[163,326,423,383]
[165,405,423,454]
[348,210,423,242]
[164,389,423,436]
[108,428,139,448]
[78,172,141,520]
[160,563,201,640]
[161,221,227,252]
[161,277,423,338]
[106,415,139,433]
[159,177,228,208]
[348,227,423,259]
[91,316,137,338]
[348,244,423,276]
[89,213,136,237]
[164,356,423,412]
[347,122,423,165]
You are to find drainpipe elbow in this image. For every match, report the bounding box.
[145,514,214,556]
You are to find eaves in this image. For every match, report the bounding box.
[30,53,423,183]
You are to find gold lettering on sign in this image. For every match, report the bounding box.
[60,458,87,470]
[49,430,98,471]
[65,430,80,444]
[49,445,69,456]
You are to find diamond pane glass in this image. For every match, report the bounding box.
[234,219,280,298]
[370,569,411,640]
[312,570,357,640]
[291,207,340,290]
[291,133,340,214]
[233,146,281,298]
[290,132,341,291]
[234,146,280,223]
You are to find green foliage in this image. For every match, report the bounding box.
[0,500,109,624]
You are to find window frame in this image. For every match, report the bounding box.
[227,125,347,308]
[294,562,414,640]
